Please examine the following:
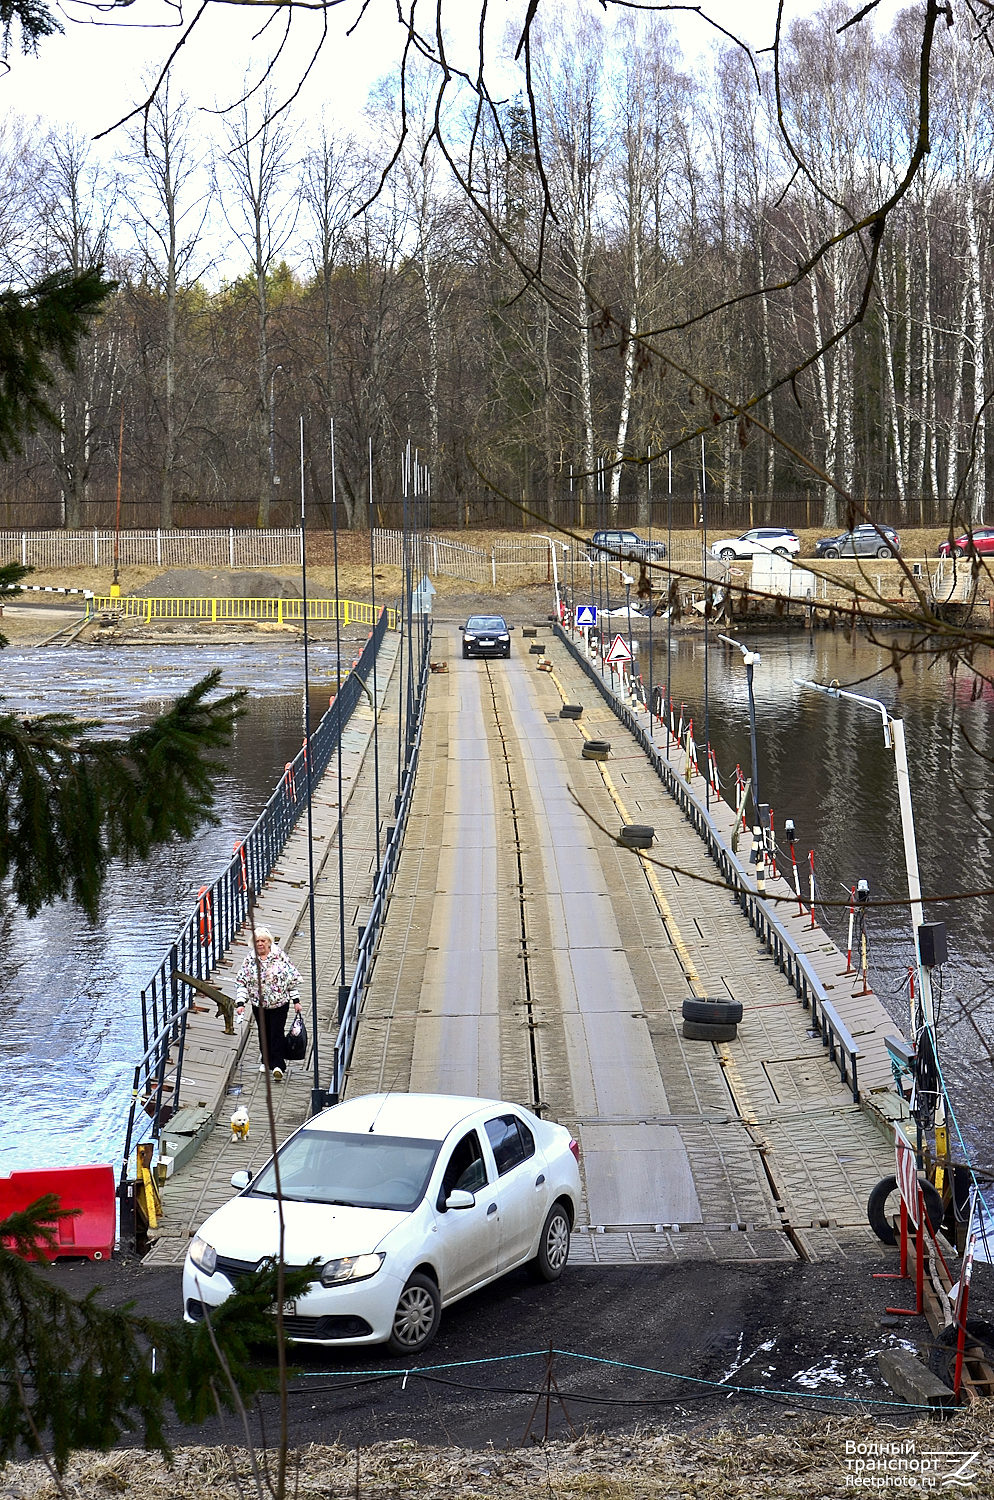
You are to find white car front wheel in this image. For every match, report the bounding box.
[388,1272,441,1353]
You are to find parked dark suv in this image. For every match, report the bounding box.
[589,529,667,562]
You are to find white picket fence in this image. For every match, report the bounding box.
[0,529,302,570]
[372,530,565,584]
[0,527,569,584]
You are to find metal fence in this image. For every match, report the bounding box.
[0,528,302,570]
[555,623,862,1103]
[374,529,566,585]
[329,624,432,1102]
[88,594,398,628]
[119,609,392,1183]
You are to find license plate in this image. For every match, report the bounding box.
[270,1300,296,1316]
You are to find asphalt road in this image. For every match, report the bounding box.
[42,1249,968,1448]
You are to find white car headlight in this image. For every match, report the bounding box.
[189,1235,218,1276]
[319,1252,385,1287]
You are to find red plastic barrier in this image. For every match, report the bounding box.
[0,1164,116,1261]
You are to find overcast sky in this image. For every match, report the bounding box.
[0,1,912,144]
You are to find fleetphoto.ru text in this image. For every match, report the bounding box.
[842,1439,981,1489]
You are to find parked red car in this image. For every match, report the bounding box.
[938,528,994,558]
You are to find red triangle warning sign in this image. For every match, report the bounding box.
[606,633,632,662]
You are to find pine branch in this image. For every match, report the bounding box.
[0,0,61,54]
[0,268,113,459]
[0,1202,316,1470]
[0,670,247,918]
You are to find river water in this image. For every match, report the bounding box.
[0,642,353,1177]
[3,628,992,1184]
[644,624,994,1172]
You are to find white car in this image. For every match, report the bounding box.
[183,1093,582,1354]
[709,527,800,561]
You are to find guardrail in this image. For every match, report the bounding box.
[329,624,432,1101]
[555,623,862,1103]
[119,609,393,1180]
[88,595,397,628]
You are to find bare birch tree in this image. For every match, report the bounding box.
[123,81,210,528]
[217,89,298,528]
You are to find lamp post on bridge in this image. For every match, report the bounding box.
[718,634,765,889]
[794,678,947,1171]
[535,534,563,622]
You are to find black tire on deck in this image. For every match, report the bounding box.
[682,996,743,1026]
[866,1174,944,1246]
[619,824,655,849]
[682,1018,738,1043]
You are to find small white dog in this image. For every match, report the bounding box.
[230,1105,250,1142]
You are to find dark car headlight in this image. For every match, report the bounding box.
[319,1252,385,1286]
[189,1235,218,1276]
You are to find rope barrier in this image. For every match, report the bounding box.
[282,1344,946,1412]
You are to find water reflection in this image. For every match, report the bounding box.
[0,645,346,1175]
[647,627,994,1169]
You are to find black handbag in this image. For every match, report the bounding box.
[284,1011,307,1060]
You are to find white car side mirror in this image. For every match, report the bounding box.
[445,1189,476,1211]
[230,1169,252,1190]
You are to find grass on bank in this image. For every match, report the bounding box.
[4,1408,994,1499]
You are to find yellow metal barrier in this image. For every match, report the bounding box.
[89,597,397,629]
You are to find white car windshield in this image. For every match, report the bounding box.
[466,617,506,632]
[248,1130,442,1211]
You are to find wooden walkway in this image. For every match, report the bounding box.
[145,615,902,1270]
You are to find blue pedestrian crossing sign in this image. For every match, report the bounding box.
[576,604,597,626]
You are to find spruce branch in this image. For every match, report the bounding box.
[0,670,247,918]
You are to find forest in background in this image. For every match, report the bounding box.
[2,2,991,538]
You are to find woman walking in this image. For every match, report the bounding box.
[235,925,302,1080]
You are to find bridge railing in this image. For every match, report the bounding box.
[119,609,392,1178]
[329,625,432,1101]
[555,623,862,1103]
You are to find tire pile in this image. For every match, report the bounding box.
[682,995,742,1042]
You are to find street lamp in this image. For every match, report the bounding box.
[719,634,765,888]
[794,679,945,1154]
[535,534,563,621]
[622,572,636,697]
